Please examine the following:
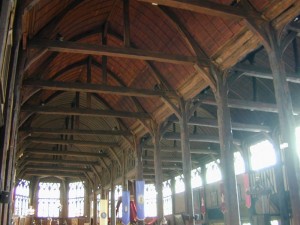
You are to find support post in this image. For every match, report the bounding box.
[266,26,300,225]
[179,98,194,225]
[111,168,116,225]
[212,68,240,225]
[61,180,68,218]
[135,137,144,225]
[152,122,164,222]
[93,182,98,225]
[123,149,128,191]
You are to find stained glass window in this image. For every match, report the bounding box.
[234,152,246,175]
[14,180,30,216]
[68,182,84,217]
[37,182,61,217]
[191,168,203,188]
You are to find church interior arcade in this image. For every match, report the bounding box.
[1,0,300,225]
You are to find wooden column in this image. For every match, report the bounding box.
[93,181,98,225]
[179,98,194,225]
[135,137,143,180]
[170,178,176,225]
[152,122,164,222]
[85,181,91,221]
[122,149,128,190]
[0,7,24,220]
[271,132,290,225]
[135,137,144,225]
[265,27,300,225]
[0,0,12,69]
[213,68,240,225]
[61,180,68,219]
[111,169,116,225]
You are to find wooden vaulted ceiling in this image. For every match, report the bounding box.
[17,0,300,184]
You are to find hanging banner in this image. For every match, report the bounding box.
[99,199,108,225]
[135,180,145,220]
[243,173,251,208]
[122,191,130,225]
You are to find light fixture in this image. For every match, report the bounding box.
[152,2,158,6]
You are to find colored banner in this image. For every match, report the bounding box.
[243,173,251,208]
[99,199,108,225]
[135,180,145,220]
[122,191,130,225]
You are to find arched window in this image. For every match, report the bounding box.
[144,184,157,217]
[14,180,30,216]
[38,182,60,217]
[206,160,222,184]
[175,175,185,193]
[68,182,84,217]
[191,167,202,188]
[250,140,276,171]
[234,152,245,175]
[162,180,172,215]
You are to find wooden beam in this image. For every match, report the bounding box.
[234,64,300,84]
[170,116,271,133]
[24,148,106,158]
[138,0,247,19]
[24,165,92,172]
[201,97,300,115]
[163,132,241,145]
[20,127,132,136]
[28,39,204,65]
[143,145,218,155]
[24,157,98,166]
[143,156,183,163]
[21,105,151,119]
[23,171,86,178]
[25,137,119,148]
[123,0,130,47]
[22,80,177,97]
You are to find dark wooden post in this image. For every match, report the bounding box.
[0,0,12,68]
[111,168,116,225]
[123,149,128,191]
[61,180,68,219]
[135,137,144,225]
[266,26,300,225]
[85,181,91,221]
[135,137,143,181]
[179,98,194,225]
[212,67,240,225]
[170,178,176,225]
[270,132,290,225]
[93,180,98,225]
[152,122,164,222]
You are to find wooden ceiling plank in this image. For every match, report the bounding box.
[22,80,176,97]
[21,105,151,119]
[138,0,246,19]
[26,137,119,148]
[28,39,205,65]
